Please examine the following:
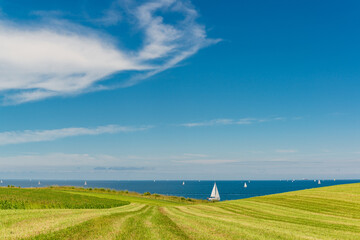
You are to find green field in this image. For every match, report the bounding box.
[0,183,360,240]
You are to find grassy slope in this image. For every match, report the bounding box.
[0,188,129,209]
[0,183,360,239]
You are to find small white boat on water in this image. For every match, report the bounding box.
[84,181,87,186]
[244,183,247,188]
[0,180,2,184]
[318,180,321,184]
[208,183,220,201]
[38,181,41,185]
[182,181,185,185]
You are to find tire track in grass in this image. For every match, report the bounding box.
[115,205,154,240]
[24,204,148,240]
[147,207,190,240]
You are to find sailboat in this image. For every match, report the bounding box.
[84,181,87,186]
[0,180,2,184]
[38,181,41,185]
[318,180,321,184]
[244,182,247,188]
[182,181,185,185]
[208,183,220,201]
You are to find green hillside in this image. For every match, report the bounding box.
[0,183,359,239]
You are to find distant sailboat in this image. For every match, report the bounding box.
[318,180,321,184]
[0,180,2,184]
[38,181,41,185]
[244,183,247,188]
[84,181,87,186]
[208,183,220,201]
[182,181,185,185]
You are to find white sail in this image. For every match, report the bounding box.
[84,181,87,186]
[318,180,321,184]
[182,181,185,185]
[209,183,220,201]
[244,183,247,188]
[38,181,41,185]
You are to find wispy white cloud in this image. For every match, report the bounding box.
[90,1,123,26]
[170,153,237,165]
[276,149,298,153]
[0,125,151,146]
[183,153,208,158]
[0,153,151,171]
[180,117,285,127]
[0,0,218,104]
[0,153,100,167]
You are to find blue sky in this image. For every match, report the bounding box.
[0,0,359,180]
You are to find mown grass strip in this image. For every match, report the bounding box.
[26,204,148,240]
[1,204,141,240]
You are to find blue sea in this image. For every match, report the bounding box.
[1,179,359,201]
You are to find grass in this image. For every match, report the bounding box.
[0,183,360,239]
[0,187,129,209]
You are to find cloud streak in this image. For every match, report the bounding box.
[180,117,285,127]
[94,166,148,171]
[174,159,238,165]
[0,125,151,146]
[0,0,218,104]
[276,149,298,153]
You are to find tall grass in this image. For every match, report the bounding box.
[0,187,129,209]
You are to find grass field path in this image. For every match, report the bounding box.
[0,183,359,239]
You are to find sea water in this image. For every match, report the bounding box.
[1,179,359,201]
